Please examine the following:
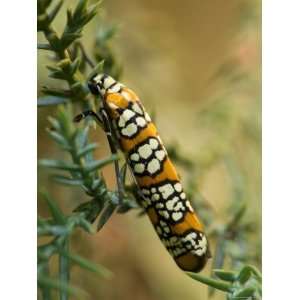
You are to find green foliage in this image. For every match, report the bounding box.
[37,0,128,298]
[38,0,261,299]
[38,192,112,300]
[187,264,262,300]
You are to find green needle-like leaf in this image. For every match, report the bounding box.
[42,192,66,224]
[213,269,237,282]
[59,238,70,300]
[59,250,113,279]
[186,272,232,292]
[46,128,69,146]
[237,266,252,284]
[77,143,98,157]
[78,217,95,233]
[87,60,104,80]
[83,154,119,173]
[74,126,89,148]
[39,159,81,171]
[52,175,84,186]
[38,96,68,107]
[73,0,88,21]
[48,0,63,23]
[38,275,87,299]
[37,43,52,50]
[69,57,81,75]
[47,116,62,131]
[232,287,256,299]
[42,86,72,98]
[38,225,70,236]
[238,265,262,283]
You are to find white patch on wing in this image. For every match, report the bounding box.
[130,153,140,161]
[166,197,179,210]
[158,184,175,199]
[174,183,182,192]
[172,211,183,221]
[180,192,186,199]
[132,103,143,115]
[173,201,184,211]
[136,117,146,127]
[152,194,160,201]
[155,150,165,161]
[93,74,102,82]
[147,159,160,174]
[159,220,170,233]
[121,123,137,137]
[103,76,116,88]
[155,203,164,209]
[194,248,206,256]
[134,163,145,173]
[149,138,159,149]
[194,236,207,256]
[159,210,170,219]
[186,201,194,212]
[118,117,126,128]
[138,144,153,159]
[145,112,151,122]
[108,83,122,93]
[122,109,135,121]
[182,232,207,256]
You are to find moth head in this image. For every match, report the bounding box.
[88,74,139,119]
[88,74,121,97]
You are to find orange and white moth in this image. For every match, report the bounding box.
[87,74,211,272]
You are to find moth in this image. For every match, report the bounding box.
[75,74,211,272]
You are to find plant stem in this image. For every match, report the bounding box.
[186,272,232,292]
[41,264,52,300]
[59,238,70,300]
[39,10,90,102]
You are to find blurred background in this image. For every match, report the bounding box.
[38,0,261,299]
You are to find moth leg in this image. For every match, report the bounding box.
[73,110,103,125]
[73,110,117,152]
[125,159,149,214]
[99,108,126,204]
[74,109,125,204]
